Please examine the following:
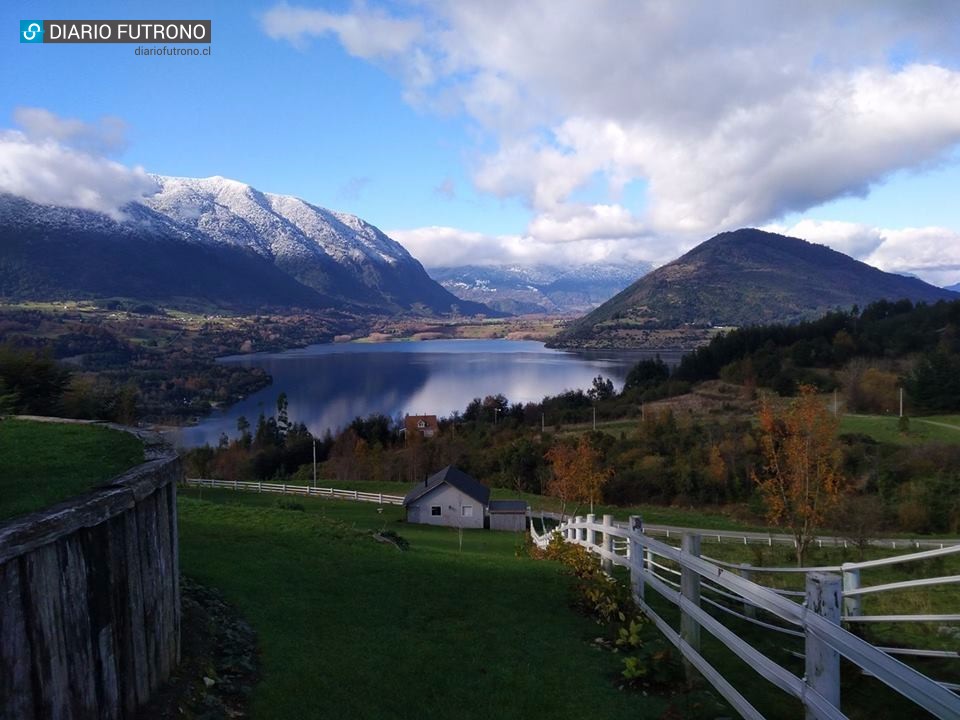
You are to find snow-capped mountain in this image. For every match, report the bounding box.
[0,177,490,315]
[430,263,648,314]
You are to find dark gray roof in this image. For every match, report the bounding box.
[488,500,528,513]
[402,466,491,506]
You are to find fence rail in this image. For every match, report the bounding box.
[532,514,960,720]
[184,478,405,505]
[534,510,960,550]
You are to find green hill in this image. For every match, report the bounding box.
[552,228,955,348]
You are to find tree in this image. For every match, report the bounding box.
[624,355,669,393]
[752,385,846,565]
[545,436,611,518]
[587,375,615,401]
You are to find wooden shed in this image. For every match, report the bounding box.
[487,500,528,532]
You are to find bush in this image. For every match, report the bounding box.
[274,499,305,512]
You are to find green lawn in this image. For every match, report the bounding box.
[178,488,672,720]
[840,414,960,445]
[278,478,762,531]
[0,419,145,521]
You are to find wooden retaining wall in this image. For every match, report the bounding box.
[0,454,182,720]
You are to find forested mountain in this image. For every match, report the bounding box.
[553,228,956,348]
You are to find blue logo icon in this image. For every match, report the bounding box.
[20,20,44,43]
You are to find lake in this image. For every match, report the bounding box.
[173,339,679,448]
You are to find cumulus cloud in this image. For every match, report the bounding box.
[389,225,656,269]
[261,3,421,58]
[0,108,157,218]
[768,220,960,287]
[266,1,960,276]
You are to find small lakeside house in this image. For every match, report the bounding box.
[402,466,528,531]
[404,414,439,439]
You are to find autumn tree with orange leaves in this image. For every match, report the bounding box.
[546,436,611,519]
[753,385,846,565]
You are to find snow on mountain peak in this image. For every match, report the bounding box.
[143,174,413,268]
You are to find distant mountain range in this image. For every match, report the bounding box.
[553,228,958,348]
[946,282,960,293]
[429,263,647,314]
[0,176,491,316]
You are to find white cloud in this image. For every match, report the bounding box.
[261,3,421,59]
[266,1,960,277]
[768,219,960,287]
[12,107,129,156]
[389,225,654,269]
[0,108,157,217]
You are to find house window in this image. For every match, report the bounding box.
[431,506,441,516]
[418,420,426,428]
[462,505,473,517]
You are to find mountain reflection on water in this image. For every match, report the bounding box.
[173,339,680,448]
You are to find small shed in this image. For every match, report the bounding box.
[488,500,528,532]
[403,466,489,529]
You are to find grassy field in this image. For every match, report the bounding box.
[276,478,764,532]
[0,419,144,521]
[840,414,960,445]
[178,488,677,720]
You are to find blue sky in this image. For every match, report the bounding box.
[3,1,960,283]
[1,0,529,233]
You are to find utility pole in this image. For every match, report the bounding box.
[312,438,317,489]
[899,387,904,418]
[541,412,545,433]
[592,406,596,431]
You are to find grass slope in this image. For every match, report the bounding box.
[0,419,144,521]
[840,415,960,446]
[178,489,670,720]
[282,478,764,532]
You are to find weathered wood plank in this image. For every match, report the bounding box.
[122,504,149,710]
[0,559,35,720]
[23,544,72,720]
[57,536,98,717]
[136,491,162,695]
[81,520,120,720]
[169,481,181,664]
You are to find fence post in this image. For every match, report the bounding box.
[805,573,842,719]
[601,515,613,573]
[842,565,861,618]
[586,514,596,549]
[378,492,383,505]
[681,533,702,685]
[740,564,756,618]
[258,480,262,493]
[575,516,584,542]
[628,515,644,602]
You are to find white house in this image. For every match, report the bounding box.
[402,466,529,531]
[402,466,489,529]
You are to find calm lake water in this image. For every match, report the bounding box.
[173,339,679,448]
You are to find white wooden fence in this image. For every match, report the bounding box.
[532,514,960,720]
[184,478,405,505]
[535,510,960,550]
